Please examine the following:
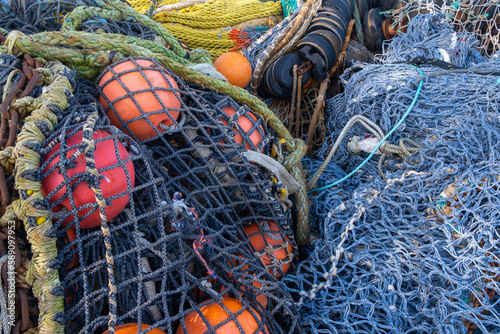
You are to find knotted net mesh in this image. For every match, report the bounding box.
[0,0,156,39]
[386,0,500,57]
[286,15,500,333]
[38,57,302,333]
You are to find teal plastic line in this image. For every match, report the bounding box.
[309,65,425,194]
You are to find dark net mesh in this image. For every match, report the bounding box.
[0,0,156,39]
[38,57,301,333]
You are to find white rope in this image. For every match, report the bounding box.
[0,255,13,334]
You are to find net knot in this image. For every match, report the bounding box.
[170,192,216,279]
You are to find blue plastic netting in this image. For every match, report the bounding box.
[286,14,500,334]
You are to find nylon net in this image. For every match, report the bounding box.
[285,15,500,333]
[37,57,302,333]
[386,0,500,57]
[0,0,156,39]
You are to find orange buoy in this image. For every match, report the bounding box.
[244,221,293,279]
[220,106,264,151]
[102,323,166,334]
[214,52,252,88]
[98,59,181,141]
[176,298,268,334]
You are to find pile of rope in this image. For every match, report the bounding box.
[0,0,310,332]
[285,14,500,333]
[129,0,283,59]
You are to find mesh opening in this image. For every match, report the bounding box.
[35,58,302,333]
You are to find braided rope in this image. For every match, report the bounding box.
[1,12,309,245]
[249,0,321,94]
[0,60,73,334]
[0,255,12,334]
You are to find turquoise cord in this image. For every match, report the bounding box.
[309,65,425,194]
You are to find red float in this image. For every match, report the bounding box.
[42,129,135,229]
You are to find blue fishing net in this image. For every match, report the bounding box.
[285,15,500,333]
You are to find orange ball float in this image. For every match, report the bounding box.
[220,106,264,151]
[98,59,181,141]
[102,323,166,334]
[244,221,293,279]
[176,298,268,334]
[214,52,252,88]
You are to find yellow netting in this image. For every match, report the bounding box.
[129,0,283,58]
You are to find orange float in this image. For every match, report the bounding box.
[220,106,264,151]
[214,52,252,88]
[98,59,181,141]
[176,298,268,334]
[102,323,166,334]
[244,221,293,279]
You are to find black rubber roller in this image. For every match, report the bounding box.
[356,0,372,22]
[313,11,350,32]
[312,29,343,61]
[307,17,347,39]
[258,53,312,98]
[363,8,384,51]
[321,3,353,21]
[325,0,354,14]
[297,33,337,81]
[260,63,290,98]
[322,0,353,19]
[271,53,312,91]
[307,20,346,46]
[298,33,337,69]
[375,0,399,11]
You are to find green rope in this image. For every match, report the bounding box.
[1,0,309,248]
[1,61,74,334]
[353,0,364,46]
[91,0,188,58]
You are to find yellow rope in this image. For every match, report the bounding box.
[131,0,283,58]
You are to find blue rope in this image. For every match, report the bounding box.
[309,65,425,193]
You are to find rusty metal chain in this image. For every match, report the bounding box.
[0,53,40,209]
[0,38,38,331]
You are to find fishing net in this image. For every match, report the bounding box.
[386,0,500,57]
[376,12,486,67]
[0,0,157,40]
[283,15,500,333]
[6,56,302,333]
[129,0,282,59]
[267,86,327,150]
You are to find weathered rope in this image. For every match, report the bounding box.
[0,60,73,334]
[249,0,321,94]
[1,16,309,244]
[0,255,12,334]
[306,20,355,154]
